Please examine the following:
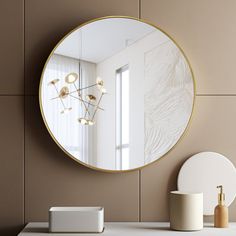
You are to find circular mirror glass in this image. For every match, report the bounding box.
[39,17,195,172]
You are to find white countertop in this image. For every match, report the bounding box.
[18,222,236,236]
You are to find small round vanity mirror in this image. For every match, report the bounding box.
[39,16,195,172]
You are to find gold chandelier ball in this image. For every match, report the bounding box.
[65,72,79,84]
[59,86,69,99]
[48,78,60,86]
[60,107,72,114]
[96,79,104,89]
[87,120,94,126]
[78,118,95,126]
[101,88,107,94]
[86,94,96,102]
[97,79,104,86]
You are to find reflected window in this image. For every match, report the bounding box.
[116,65,129,170]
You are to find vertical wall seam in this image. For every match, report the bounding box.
[139,0,141,19]
[23,0,26,225]
[138,0,141,223]
[139,170,142,222]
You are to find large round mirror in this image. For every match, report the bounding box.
[39,16,195,172]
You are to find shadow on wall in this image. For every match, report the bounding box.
[26,19,89,95]
[0,225,24,236]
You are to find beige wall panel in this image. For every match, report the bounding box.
[1,1,236,234]
[141,0,236,95]
[25,97,139,222]
[25,0,139,95]
[0,97,24,236]
[141,96,236,221]
[0,0,24,94]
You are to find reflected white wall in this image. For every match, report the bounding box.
[144,41,193,163]
[96,30,171,169]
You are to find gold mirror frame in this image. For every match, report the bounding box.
[39,16,196,173]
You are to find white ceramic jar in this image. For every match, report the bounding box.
[170,191,203,231]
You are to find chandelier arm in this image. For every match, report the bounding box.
[50,96,60,100]
[68,83,97,95]
[92,93,104,121]
[53,84,66,109]
[84,101,91,118]
[72,82,90,116]
[69,94,104,111]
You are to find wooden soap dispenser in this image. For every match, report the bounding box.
[214,185,228,228]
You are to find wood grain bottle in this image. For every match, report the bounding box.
[214,185,228,228]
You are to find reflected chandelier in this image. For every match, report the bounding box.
[48,72,106,126]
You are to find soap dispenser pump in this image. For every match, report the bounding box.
[214,185,228,228]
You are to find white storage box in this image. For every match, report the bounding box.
[49,207,104,233]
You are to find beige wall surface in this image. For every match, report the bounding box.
[1,0,236,235]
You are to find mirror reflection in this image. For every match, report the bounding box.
[40,17,194,171]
